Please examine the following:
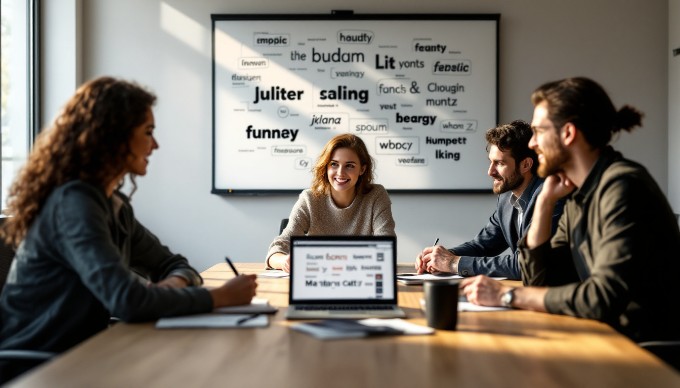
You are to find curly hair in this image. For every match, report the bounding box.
[485,120,538,175]
[310,134,374,197]
[1,77,156,247]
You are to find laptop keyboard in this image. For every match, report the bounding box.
[297,305,393,311]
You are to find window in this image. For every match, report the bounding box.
[1,0,37,210]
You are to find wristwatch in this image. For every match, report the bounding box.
[501,288,516,308]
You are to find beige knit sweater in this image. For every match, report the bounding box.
[266,184,396,264]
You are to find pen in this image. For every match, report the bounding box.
[237,313,261,325]
[428,238,441,274]
[225,256,240,276]
[420,238,440,274]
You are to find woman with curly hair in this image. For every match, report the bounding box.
[266,133,396,272]
[0,77,256,380]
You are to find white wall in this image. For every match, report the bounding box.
[41,0,82,126]
[41,0,669,271]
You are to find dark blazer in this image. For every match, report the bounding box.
[452,176,564,279]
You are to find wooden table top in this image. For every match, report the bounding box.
[9,263,680,388]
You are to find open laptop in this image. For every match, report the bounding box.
[286,235,406,320]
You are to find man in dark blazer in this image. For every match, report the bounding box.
[415,120,564,279]
[461,77,680,342]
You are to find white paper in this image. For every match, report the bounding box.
[398,273,507,285]
[291,318,433,340]
[419,298,510,313]
[213,298,278,314]
[457,302,510,312]
[398,273,508,281]
[359,318,434,335]
[397,273,463,285]
[156,314,268,329]
[258,270,289,278]
[398,273,463,281]
[291,323,368,340]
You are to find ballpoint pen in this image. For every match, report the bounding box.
[425,238,440,274]
[236,313,261,325]
[225,256,240,276]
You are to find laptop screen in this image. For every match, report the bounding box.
[289,236,397,304]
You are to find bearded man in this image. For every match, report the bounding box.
[460,77,680,343]
[415,120,564,280]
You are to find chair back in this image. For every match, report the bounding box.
[0,217,15,291]
[279,218,289,234]
[0,216,58,383]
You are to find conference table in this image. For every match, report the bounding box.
[8,263,680,387]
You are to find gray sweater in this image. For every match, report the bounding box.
[0,181,213,354]
[267,184,396,265]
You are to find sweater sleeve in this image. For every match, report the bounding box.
[55,184,213,322]
[370,185,396,236]
[265,191,312,266]
[114,194,202,286]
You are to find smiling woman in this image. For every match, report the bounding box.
[265,133,396,272]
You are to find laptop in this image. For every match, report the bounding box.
[286,235,406,320]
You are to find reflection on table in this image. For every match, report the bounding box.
[9,263,680,388]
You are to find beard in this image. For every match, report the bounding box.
[537,137,570,178]
[491,168,523,194]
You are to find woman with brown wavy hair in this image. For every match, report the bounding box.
[266,133,395,272]
[0,77,256,381]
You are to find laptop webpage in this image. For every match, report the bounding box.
[289,236,398,307]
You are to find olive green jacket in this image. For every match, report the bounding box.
[519,147,680,342]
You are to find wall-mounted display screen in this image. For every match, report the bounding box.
[212,13,499,194]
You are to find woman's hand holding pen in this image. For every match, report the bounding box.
[210,274,258,308]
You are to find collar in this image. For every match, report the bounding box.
[572,146,622,205]
[111,193,124,218]
[509,175,539,212]
[328,190,359,209]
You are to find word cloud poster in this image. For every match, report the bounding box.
[212,14,498,193]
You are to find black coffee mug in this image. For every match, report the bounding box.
[424,280,459,330]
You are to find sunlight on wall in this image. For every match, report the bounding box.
[160,2,207,54]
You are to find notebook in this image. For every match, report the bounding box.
[285,235,406,320]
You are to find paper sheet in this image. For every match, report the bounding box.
[156,298,276,328]
[213,298,278,314]
[419,298,510,313]
[398,273,463,281]
[398,273,507,285]
[359,318,434,335]
[258,270,290,278]
[397,273,462,285]
[291,318,433,340]
[457,302,510,312]
[156,314,269,329]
